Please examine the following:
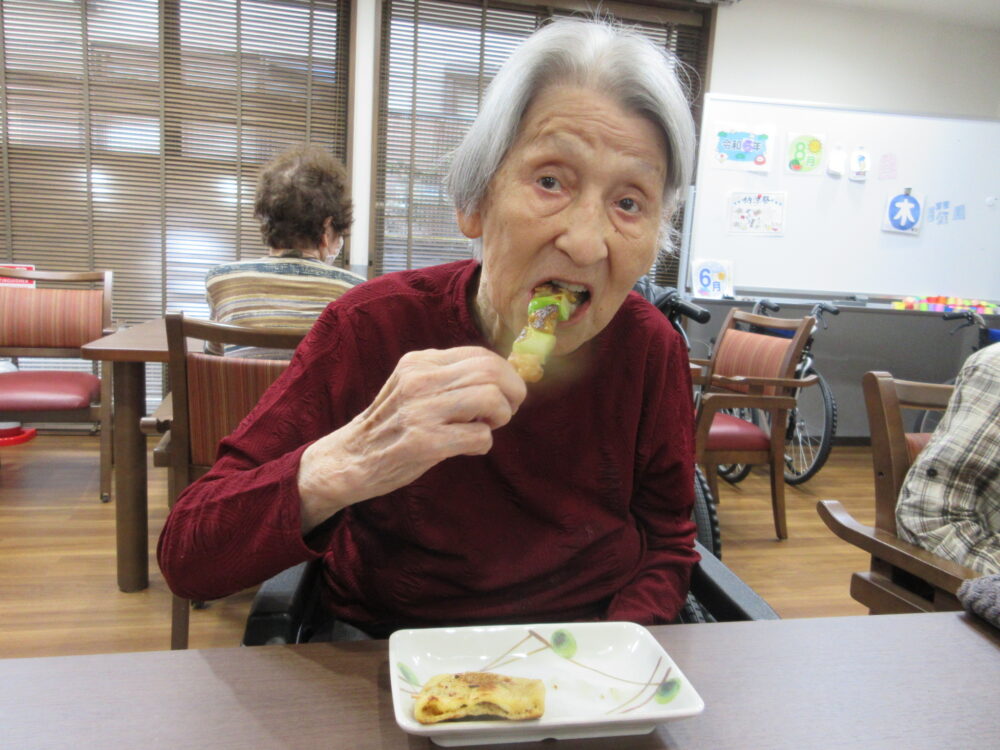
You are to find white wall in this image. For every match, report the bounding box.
[347,0,378,273]
[710,0,1000,119]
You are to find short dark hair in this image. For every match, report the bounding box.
[254,144,353,253]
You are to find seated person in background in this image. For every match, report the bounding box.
[159,18,699,637]
[896,344,1000,574]
[205,143,366,357]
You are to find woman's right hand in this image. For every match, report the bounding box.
[296,346,527,533]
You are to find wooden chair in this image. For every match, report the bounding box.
[162,312,307,649]
[0,268,114,502]
[692,308,816,540]
[817,371,980,614]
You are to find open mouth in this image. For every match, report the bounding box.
[525,282,590,330]
[534,280,591,310]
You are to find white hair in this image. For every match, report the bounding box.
[447,17,696,258]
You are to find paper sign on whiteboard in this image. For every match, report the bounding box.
[785,133,825,174]
[727,192,786,235]
[692,259,734,299]
[712,125,774,172]
[883,191,923,235]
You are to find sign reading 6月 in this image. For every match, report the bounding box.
[692,259,733,299]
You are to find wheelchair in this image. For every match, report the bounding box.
[242,467,777,646]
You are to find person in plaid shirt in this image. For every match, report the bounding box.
[896,344,1000,574]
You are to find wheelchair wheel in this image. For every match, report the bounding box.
[692,466,721,559]
[675,467,722,624]
[674,591,715,623]
[783,369,836,484]
[716,407,758,484]
[718,461,752,483]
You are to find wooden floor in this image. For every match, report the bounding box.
[0,435,873,659]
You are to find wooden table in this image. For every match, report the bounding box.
[82,318,195,592]
[3,613,998,749]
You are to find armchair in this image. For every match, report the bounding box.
[162,312,306,648]
[817,370,980,614]
[693,308,816,539]
[0,267,114,502]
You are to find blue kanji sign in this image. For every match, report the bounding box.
[884,192,922,234]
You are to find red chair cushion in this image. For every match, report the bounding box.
[0,370,100,411]
[707,411,771,452]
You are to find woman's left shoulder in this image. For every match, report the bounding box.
[616,292,683,349]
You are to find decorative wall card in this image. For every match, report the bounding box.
[785,133,825,174]
[849,147,870,181]
[692,259,734,299]
[727,191,786,235]
[712,125,774,172]
[882,190,923,234]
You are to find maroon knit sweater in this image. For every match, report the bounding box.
[158,260,697,634]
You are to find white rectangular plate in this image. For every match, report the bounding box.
[388,621,704,747]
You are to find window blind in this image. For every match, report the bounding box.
[0,0,350,409]
[374,0,711,286]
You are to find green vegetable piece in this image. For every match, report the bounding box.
[654,678,681,704]
[511,328,556,359]
[528,294,572,321]
[550,629,577,659]
[397,662,421,687]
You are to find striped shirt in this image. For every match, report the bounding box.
[205,256,366,358]
[896,344,1000,574]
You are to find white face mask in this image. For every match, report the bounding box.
[325,234,345,265]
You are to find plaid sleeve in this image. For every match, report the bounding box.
[896,346,1000,575]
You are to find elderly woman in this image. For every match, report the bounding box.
[159,18,698,635]
[205,143,365,356]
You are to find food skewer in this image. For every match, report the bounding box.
[507,283,582,382]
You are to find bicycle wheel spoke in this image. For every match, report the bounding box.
[784,371,836,484]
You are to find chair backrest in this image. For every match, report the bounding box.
[707,308,814,395]
[0,268,113,356]
[165,312,307,498]
[862,371,954,534]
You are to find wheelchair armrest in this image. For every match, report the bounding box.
[242,560,321,646]
[689,540,780,621]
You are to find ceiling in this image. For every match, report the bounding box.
[766,0,1000,30]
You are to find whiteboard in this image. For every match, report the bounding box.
[687,94,1000,301]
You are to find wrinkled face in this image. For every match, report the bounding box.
[459,84,667,356]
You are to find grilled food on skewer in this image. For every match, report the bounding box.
[507,283,583,382]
